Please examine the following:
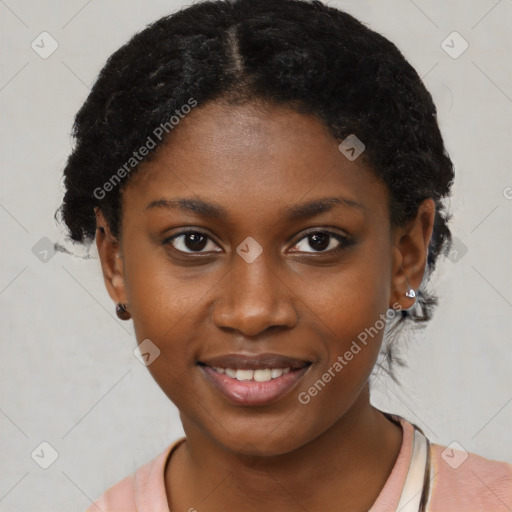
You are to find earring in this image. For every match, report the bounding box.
[404,276,416,299]
[116,303,131,320]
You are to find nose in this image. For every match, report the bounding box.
[212,249,298,338]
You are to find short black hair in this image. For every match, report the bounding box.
[56,0,454,379]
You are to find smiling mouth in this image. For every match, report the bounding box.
[206,366,292,382]
[197,353,312,406]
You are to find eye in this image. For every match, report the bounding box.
[290,231,351,254]
[164,230,221,254]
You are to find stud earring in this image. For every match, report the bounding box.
[404,276,416,299]
[116,303,131,320]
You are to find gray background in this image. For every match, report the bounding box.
[1,0,511,510]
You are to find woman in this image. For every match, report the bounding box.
[57,0,512,510]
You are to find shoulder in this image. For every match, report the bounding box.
[427,442,512,511]
[84,438,185,512]
[84,471,136,512]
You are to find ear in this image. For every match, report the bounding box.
[389,199,436,309]
[94,208,128,306]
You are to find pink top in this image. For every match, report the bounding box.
[85,416,512,511]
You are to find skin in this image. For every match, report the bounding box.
[95,99,435,512]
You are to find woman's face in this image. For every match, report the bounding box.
[104,100,406,455]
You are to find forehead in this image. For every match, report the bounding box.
[121,100,389,224]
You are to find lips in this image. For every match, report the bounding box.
[198,353,312,406]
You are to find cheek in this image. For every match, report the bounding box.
[122,241,214,337]
[292,292,387,443]
[293,242,391,404]
[120,250,209,388]
[301,281,387,391]
[124,266,210,410]
[296,240,391,338]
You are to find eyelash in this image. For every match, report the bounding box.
[162,228,353,256]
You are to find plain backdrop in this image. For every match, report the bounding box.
[1,0,511,510]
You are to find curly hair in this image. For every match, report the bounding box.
[56,0,454,379]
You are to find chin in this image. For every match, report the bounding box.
[208,421,313,458]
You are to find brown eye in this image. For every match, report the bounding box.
[307,233,330,251]
[290,231,351,253]
[165,231,220,253]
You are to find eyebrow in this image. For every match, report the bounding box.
[144,196,364,221]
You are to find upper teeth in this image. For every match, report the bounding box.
[214,367,291,381]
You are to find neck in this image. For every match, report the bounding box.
[166,387,402,512]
